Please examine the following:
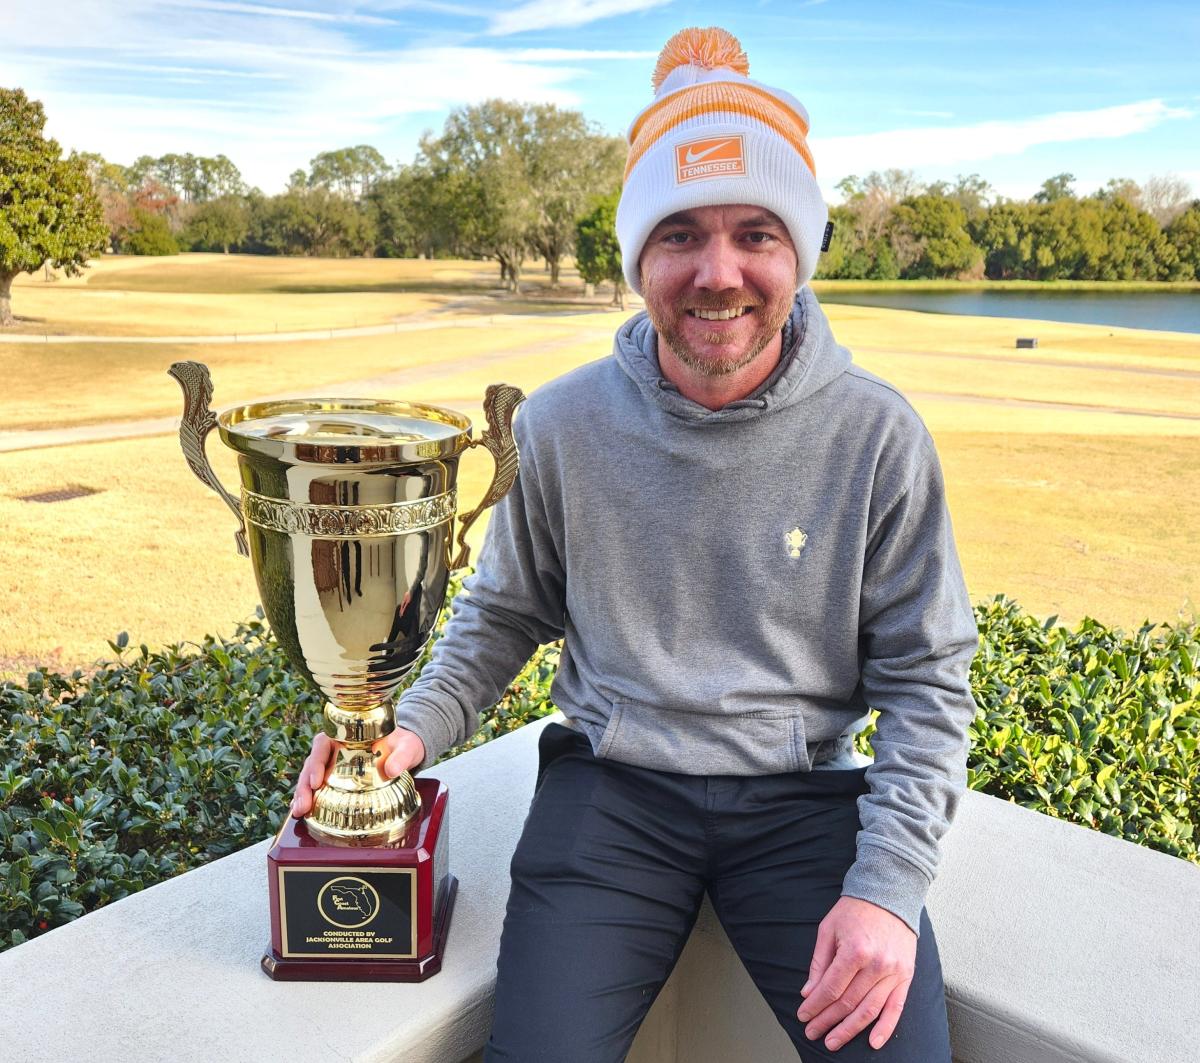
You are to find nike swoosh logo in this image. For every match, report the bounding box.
[684,140,734,165]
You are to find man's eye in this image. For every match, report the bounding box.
[744,231,773,244]
[663,232,691,244]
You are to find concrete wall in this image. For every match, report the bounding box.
[1,715,1197,1062]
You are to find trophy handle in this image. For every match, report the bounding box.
[167,360,249,557]
[449,383,526,571]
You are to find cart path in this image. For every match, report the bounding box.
[4,383,1198,456]
[0,309,617,345]
[0,329,613,453]
[855,344,1200,380]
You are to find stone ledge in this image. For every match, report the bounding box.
[1,714,1197,1063]
[0,717,554,1063]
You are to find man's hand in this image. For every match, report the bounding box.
[796,896,917,1052]
[290,727,427,818]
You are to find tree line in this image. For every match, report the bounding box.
[818,169,1200,282]
[4,84,1200,327]
[76,100,626,293]
[73,128,1200,288]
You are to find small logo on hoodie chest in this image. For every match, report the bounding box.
[785,527,808,559]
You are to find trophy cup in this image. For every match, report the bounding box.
[169,361,524,981]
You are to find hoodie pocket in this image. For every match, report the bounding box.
[596,702,627,760]
[596,700,811,776]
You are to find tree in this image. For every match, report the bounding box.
[522,105,625,286]
[1090,197,1179,280]
[205,155,246,199]
[412,100,625,290]
[949,173,993,218]
[367,166,435,258]
[575,192,626,308]
[974,201,1036,279]
[246,186,374,257]
[1096,177,1142,208]
[1140,174,1193,228]
[1166,203,1200,280]
[831,169,924,277]
[889,195,982,278]
[417,100,538,291]
[836,169,921,243]
[1027,198,1101,279]
[1033,172,1076,203]
[183,195,249,253]
[75,150,135,249]
[923,173,992,219]
[812,204,857,279]
[0,88,107,326]
[309,146,389,200]
[124,209,178,255]
[121,152,245,210]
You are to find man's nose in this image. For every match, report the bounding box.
[692,237,743,290]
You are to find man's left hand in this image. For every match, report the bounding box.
[796,896,917,1052]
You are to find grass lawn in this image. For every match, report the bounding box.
[0,317,617,431]
[6,253,603,337]
[3,412,1195,677]
[0,432,501,677]
[1,253,1197,674]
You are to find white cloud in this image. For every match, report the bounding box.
[0,0,630,193]
[174,1,399,24]
[1,1,352,53]
[487,0,672,37]
[23,57,290,80]
[507,48,657,60]
[10,38,599,190]
[362,0,490,15]
[813,99,1195,193]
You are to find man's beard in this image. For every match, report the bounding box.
[642,281,794,378]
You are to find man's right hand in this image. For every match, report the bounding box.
[290,727,427,819]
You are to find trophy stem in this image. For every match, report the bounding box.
[305,702,422,846]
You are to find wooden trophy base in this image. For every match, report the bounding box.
[262,777,455,982]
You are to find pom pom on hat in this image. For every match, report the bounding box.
[651,27,749,92]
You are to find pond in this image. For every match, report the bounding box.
[816,289,1200,335]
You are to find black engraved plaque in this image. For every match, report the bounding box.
[278,866,416,959]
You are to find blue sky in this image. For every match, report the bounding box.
[2,0,1198,204]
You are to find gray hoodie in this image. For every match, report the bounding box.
[395,286,979,935]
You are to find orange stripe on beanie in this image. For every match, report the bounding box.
[625,82,815,182]
[616,27,828,295]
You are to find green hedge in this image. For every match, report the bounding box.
[1,595,1196,952]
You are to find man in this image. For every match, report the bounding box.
[293,26,978,1061]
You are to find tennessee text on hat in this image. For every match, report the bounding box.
[615,27,829,294]
[675,134,746,183]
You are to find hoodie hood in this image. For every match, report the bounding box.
[613,286,852,424]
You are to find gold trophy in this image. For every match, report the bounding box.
[169,361,523,980]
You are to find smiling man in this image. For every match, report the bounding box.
[293,26,978,1062]
[641,205,803,404]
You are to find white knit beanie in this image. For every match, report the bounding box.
[616,27,829,295]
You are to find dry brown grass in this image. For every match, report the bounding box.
[6,253,604,337]
[936,430,1199,626]
[0,433,502,677]
[0,317,617,431]
[2,254,1197,674]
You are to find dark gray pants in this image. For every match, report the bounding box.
[484,723,951,1062]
